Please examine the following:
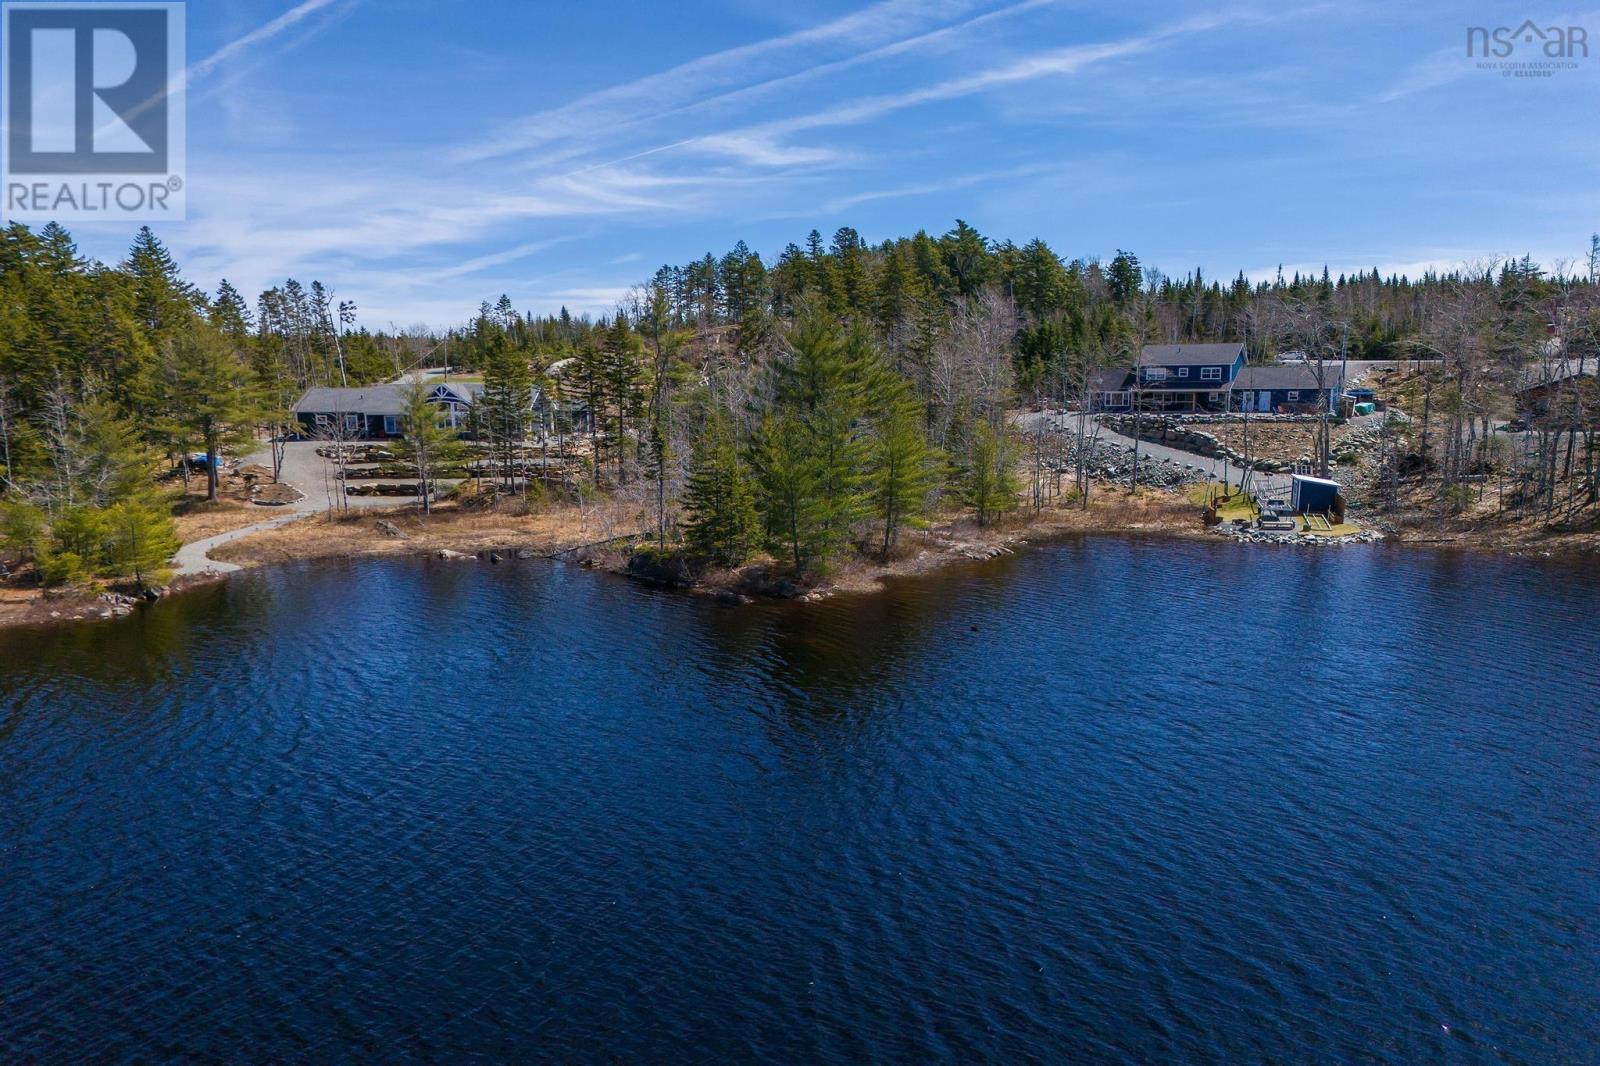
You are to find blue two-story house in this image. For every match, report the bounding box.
[1089,342,1247,413]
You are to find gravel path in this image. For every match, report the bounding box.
[171,442,408,576]
[171,505,317,576]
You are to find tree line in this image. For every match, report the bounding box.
[0,224,399,586]
[5,219,1598,589]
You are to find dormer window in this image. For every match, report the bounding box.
[1176,367,1189,378]
[1200,366,1222,382]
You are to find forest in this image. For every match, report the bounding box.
[2,219,1597,590]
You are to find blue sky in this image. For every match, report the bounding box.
[59,0,1600,329]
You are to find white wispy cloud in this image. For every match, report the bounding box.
[1373,45,1468,104]
[100,0,355,141]
[693,133,850,167]
[168,6,1245,324]
[742,11,1232,140]
[556,0,1062,153]
[144,0,1559,332]
[186,0,350,84]
[453,0,1001,164]
[818,161,1060,212]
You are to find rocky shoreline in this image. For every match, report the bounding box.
[1213,525,1385,546]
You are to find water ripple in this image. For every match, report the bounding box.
[1,543,1597,1061]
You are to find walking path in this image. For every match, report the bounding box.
[171,442,407,577]
[1027,411,1251,482]
[1024,411,1303,501]
[171,503,318,576]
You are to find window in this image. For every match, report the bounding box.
[1144,367,1169,382]
[384,415,400,435]
[314,414,330,427]
[1200,366,1223,382]
[1176,367,1189,378]
[1286,391,1300,401]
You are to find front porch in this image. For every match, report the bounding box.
[1132,387,1230,414]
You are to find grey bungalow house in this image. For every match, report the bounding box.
[292,380,524,440]
[293,384,411,439]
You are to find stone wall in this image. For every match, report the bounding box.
[1102,414,1338,474]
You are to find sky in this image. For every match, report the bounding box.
[54,0,1600,330]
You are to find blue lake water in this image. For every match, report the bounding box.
[1,539,1597,1062]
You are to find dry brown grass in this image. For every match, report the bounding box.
[169,495,274,542]
[1208,419,1365,465]
[1383,481,1600,555]
[820,486,1201,595]
[210,496,651,567]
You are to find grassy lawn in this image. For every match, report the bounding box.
[1296,516,1363,537]
[1187,482,1259,522]
[1187,481,1366,536]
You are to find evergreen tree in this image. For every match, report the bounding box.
[124,226,199,339]
[211,279,254,339]
[682,413,759,566]
[600,315,646,483]
[154,321,259,501]
[963,420,1019,526]
[868,375,939,555]
[749,412,827,572]
[572,337,608,480]
[479,327,533,490]
[105,494,179,586]
[399,380,465,515]
[769,318,875,557]
[940,219,992,297]
[0,498,45,563]
[1107,249,1143,306]
[74,396,150,507]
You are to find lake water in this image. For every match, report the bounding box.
[2,540,1597,1062]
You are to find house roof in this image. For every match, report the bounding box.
[293,380,539,416]
[423,381,482,403]
[1137,342,1245,367]
[292,385,408,417]
[1087,367,1135,392]
[1234,365,1338,391]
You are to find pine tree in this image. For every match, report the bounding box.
[0,498,46,563]
[868,375,939,555]
[769,319,876,555]
[1107,249,1143,306]
[154,321,259,501]
[572,338,608,481]
[600,315,646,483]
[124,226,199,340]
[940,219,992,296]
[749,412,827,572]
[211,279,254,339]
[105,494,179,586]
[479,328,533,491]
[399,380,465,515]
[682,414,759,566]
[75,396,150,507]
[963,420,1020,526]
